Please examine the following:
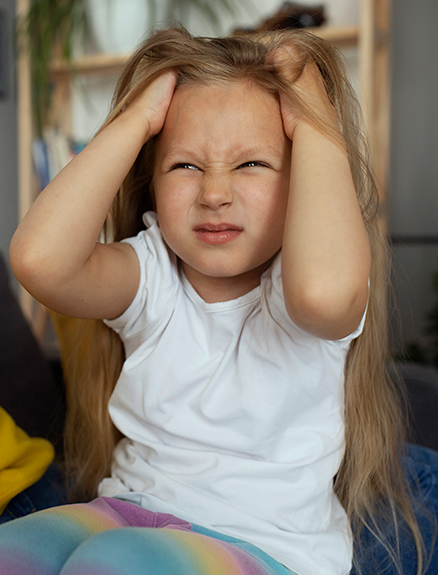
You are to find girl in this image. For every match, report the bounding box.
[4,27,427,575]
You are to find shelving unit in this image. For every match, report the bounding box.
[48,25,360,76]
[48,26,360,78]
[16,0,392,340]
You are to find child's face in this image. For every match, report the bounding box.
[153,79,291,300]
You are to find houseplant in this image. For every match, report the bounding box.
[18,0,242,135]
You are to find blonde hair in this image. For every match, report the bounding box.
[63,27,425,573]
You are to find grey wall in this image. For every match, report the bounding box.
[389,0,438,358]
[0,0,17,285]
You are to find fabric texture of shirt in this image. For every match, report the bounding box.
[99,211,366,575]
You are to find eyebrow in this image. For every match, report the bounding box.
[161,144,286,165]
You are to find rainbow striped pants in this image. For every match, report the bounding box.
[0,497,296,575]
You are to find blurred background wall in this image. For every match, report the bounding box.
[389,0,438,360]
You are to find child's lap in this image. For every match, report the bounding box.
[0,497,295,575]
[1,444,437,575]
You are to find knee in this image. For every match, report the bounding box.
[0,509,87,575]
[61,527,194,575]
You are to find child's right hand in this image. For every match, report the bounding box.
[124,70,178,142]
[10,70,177,321]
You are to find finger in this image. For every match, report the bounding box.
[146,69,178,105]
[277,89,301,140]
[274,50,328,110]
[268,44,307,83]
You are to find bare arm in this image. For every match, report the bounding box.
[10,71,177,319]
[275,48,371,340]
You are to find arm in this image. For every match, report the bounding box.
[10,71,177,320]
[275,48,371,340]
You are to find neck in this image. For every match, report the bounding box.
[181,262,267,303]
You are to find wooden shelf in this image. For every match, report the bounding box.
[50,52,129,76]
[50,25,360,76]
[311,24,359,47]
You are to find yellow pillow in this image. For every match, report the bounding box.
[0,406,55,514]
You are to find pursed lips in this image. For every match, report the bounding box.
[193,223,243,245]
[193,223,243,232]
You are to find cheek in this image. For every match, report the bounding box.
[256,186,288,251]
[155,173,202,229]
[155,208,181,258]
[154,183,193,251]
[252,177,289,226]
[155,180,182,221]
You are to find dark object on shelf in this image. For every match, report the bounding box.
[234,2,326,34]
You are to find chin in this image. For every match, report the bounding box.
[184,257,245,279]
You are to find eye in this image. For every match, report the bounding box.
[172,163,199,171]
[237,161,269,169]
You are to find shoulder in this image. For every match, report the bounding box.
[104,212,179,337]
[122,212,171,262]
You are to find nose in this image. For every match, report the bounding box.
[198,174,233,210]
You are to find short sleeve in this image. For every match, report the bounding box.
[103,212,178,341]
[333,279,369,348]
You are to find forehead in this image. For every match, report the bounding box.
[156,79,287,161]
[173,78,277,108]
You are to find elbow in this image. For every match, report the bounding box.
[9,232,50,294]
[9,232,32,286]
[284,279,369,340]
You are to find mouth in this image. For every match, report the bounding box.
[194,223,242,232]
[193,223,243,245]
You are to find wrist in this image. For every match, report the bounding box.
[292,117,345,152]
[114,105,155,146]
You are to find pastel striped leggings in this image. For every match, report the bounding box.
[0,497,295,575]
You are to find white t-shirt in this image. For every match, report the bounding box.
[99,212,366,575]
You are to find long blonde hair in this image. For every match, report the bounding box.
[63,27,425,573]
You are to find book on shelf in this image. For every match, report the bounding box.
[32,129,86,191]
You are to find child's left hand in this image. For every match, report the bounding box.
[271,45,338,140]
[269,43,371,341]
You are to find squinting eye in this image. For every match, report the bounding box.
[172,163,199,171]
[238,161,268,169]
